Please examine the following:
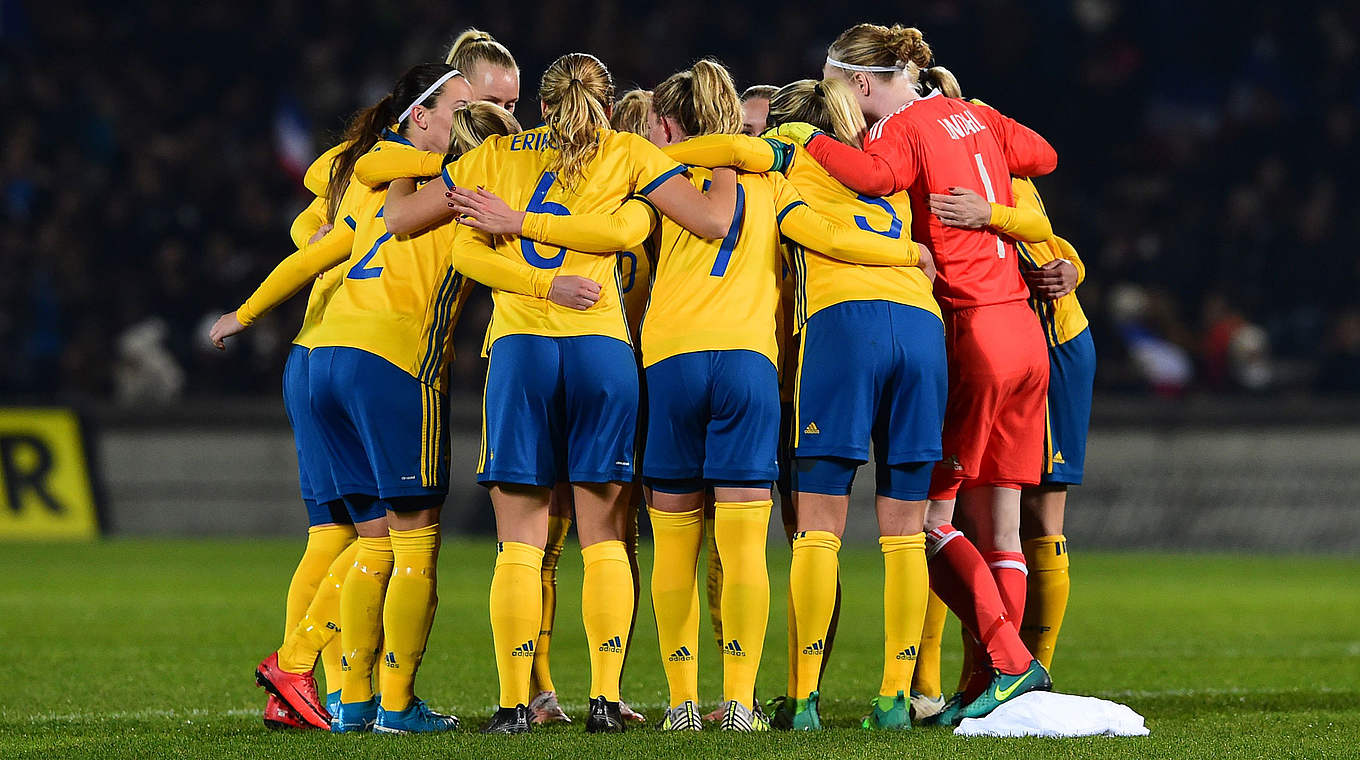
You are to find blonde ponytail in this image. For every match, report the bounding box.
[538,53,614,190]
[921,66,962,97]
[767,78,867,147]
[652,58,743,138]
[447,102,522,158]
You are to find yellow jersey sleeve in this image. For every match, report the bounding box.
[661,133,784,173]
[770,173,919,266]
[355,148,446,187]
[624,133,688,195]
[304,141,348,197]
[452,232,555,298]
[988,177,1052,243]
[289,196,329,249]
[521,197,658,252]
[238,224,356,326]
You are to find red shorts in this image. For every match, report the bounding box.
[929,301,1049,500]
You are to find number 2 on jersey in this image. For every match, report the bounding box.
[521,172,569,269]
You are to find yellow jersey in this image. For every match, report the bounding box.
[618,235,654,346]
[641,168,789,369]
[662,134,937,331]
[449,126,686,352]
[1007,178,1089,347]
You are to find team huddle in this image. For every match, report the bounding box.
[210,20,1095,735]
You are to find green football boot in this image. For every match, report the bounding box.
[958,659,1052,721]
[791,691,822,731]
[861,690,911,730]
[918,692,965,727]
[765,695,795,730]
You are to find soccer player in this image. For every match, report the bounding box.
[212,71,604,733]
[639,59,931,732]
[788,23,1059,723]
[660,76,944,731]
[437,52,741,735]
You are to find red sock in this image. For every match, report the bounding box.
[925,525,1032,675]
[985,551,1029,628]
[958,626,992,699]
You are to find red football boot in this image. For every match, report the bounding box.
[255,652,331,730]
[263,693,309,731]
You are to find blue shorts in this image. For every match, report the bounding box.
[1044,327,1096,485]
[642,350,780,486]
[307,346,448,515]
[793,300,946,466]
[479,334,639,486]
[282,346,348,525]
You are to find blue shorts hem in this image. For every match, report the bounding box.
[794,482,852,496]
[704,466,779,483]
[879,450,943,467]
[642,465,704,482]
[875,486,930,501]
[792,446,869,462]
[376,484,449,500]
[477,470,555,488]
[567,467,634,484]
[1041,469,1083,486]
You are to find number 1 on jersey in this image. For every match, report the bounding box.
[703,180,745,277]
[973,152,1006,259]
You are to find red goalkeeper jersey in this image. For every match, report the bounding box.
[806,92,1057,310]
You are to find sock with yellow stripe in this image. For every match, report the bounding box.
[879,533,928,697]
[715,500,773,706]
[338,535,393,704]
[911,590,949,698]
[649,508,703,707]
[530,515,571,696]
[790,530,839,699]
[1021,535,1070,670]
[378,524,441,713]
[277,538,362,675]
[704,516,724,652]
[490,541,544,708]
[582,540,634,701]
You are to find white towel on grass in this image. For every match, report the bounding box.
[954,692,1150,737]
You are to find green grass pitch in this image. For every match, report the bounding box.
[2,538,1357,759]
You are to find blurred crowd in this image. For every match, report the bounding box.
[2,0,1357,404]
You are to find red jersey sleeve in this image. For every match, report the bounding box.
[805,114,918,197]
[971,102,1057,178]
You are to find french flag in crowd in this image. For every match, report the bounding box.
[274,96,313,182]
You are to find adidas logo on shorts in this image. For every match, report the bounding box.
[803,422,820,435]
[598,635,624,653]
[896,645,918,661]
[510,640,535,657]
[802,639,825,656]
[667,646,694,662]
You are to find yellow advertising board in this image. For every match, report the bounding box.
[0,408,100,540]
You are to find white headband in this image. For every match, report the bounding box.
[399,69,461,123]
[825,56,903,73]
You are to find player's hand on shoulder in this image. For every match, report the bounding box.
[929,187,990,229]
[448,186,525,235]
[548,276,602,311]
[1023,258,1078,300]
[765,122,822,146]
[209,312,247,350]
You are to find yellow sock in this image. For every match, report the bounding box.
[704,516,724,653]
[879,533,928,697]
[277,539,361,675]
[379,524,440,712]
[490,541,543,708]
[649,508,703,707]
[338,535,393,704]
[715,500,772,706]
[581,540,633,701]
[912,590,949,698]
[790,530,839,699]
[531,515,570,696]
[1021,535,1070,670]
[286,524,356,633]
